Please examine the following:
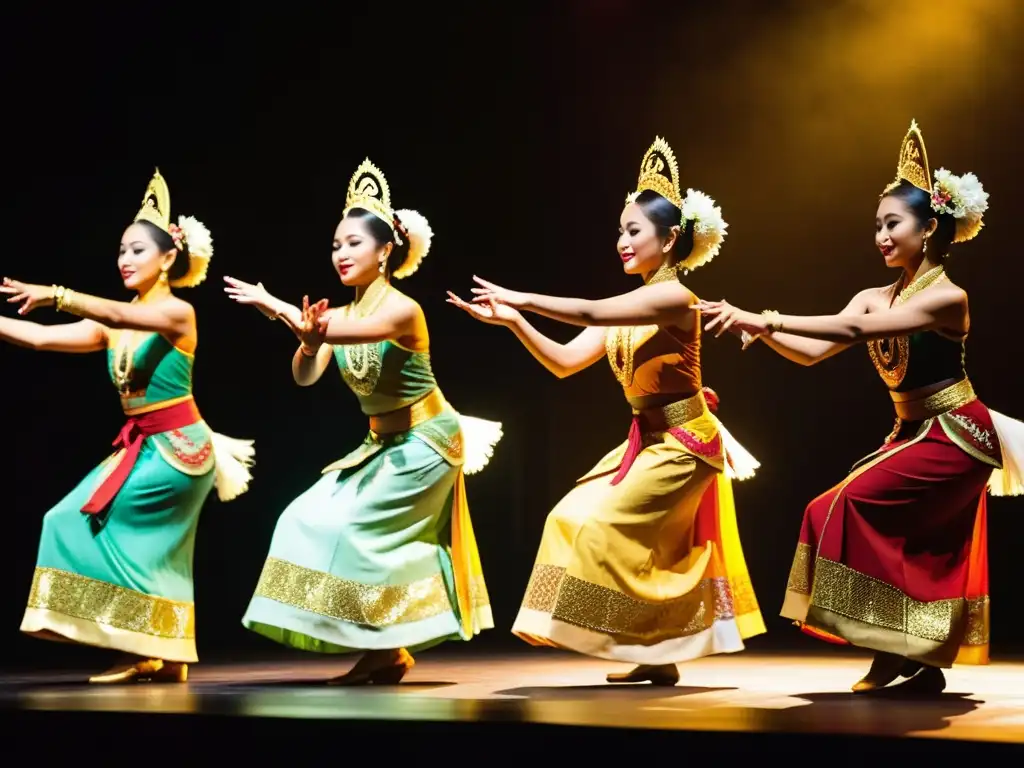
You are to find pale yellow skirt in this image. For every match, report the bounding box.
[513,431,764,664]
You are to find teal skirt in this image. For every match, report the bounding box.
[242,433,472,653]
[20,436,215,663]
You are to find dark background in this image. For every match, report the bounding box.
[4,1,1024,667]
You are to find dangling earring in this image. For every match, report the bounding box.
[922,238,929,254]
[159,269,169,283]
[378,260,385,275]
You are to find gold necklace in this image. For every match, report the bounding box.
[607,261,675,385]
[341,277,389,396]
[867,265,947,388]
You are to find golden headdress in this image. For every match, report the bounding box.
[342,158,433,280]
[625,136,682,209]
[625,137,728,271]
[882,120,989,244]
[132,168,213,288]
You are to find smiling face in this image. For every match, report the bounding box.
[617,201,674,276]
[875,194,937,269]
[118,222,177,291]
[332,211,393,286]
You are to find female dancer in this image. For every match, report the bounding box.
[226,158,502,684]
[1,170,254,683]
[448,137,764,685]
[698,120,1024,693]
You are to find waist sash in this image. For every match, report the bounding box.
[612,389,709,486]
[890,378,977,422]
[81,398,202,515]
[368,388,447,436]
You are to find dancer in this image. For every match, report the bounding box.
[449,137,764,685]
[697,120,1024,693]
[2,169,255,684]
[226,158,502,684]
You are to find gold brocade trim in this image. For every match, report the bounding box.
[521,564,735,641]
[253,557,453,627]
[786,542,812,595]
[729,573,760,617]
[964,596,990,646]
[891,378,976,421]
[606,325,659,387]
[27,567,195,639]
[810,557,967,643]
[369,388,446,435]
[637,390,707,431]
[939,412,1001,468]
[122,394,195,417]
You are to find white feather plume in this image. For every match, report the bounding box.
[393,209,433,279]
[211,432,255,501]
[457,414,503,475]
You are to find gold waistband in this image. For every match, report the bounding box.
[890,378,976,421]
[123,394,196,417]
[369,388,447,436]
[633,390,707,431]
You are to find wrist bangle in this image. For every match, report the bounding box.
[299,343,318,357]
[761,309,782,333]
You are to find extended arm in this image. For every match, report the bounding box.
[0,316,107,353]
[756,291,872,366]
[509,321,607,379]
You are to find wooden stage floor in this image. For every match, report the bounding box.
[3,649,1022,758]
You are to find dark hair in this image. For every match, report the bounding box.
[134,219,191,281]
[883,180,956,259]
[633,189,695,264]
[343,207,410,276]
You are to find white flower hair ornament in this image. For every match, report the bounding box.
[679,188,728,271]
[170,215,214,288]
[392,209,433,280]
[930,169,989,244]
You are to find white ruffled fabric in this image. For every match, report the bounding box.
[211,432,256,501]
[456,415,503,475]
[709,414,760,482]
[987,410,1024,497]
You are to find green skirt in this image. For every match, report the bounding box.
[242,432,485,653]
[20,434,215,663]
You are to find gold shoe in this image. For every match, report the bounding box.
[328,649,415,686]
[851,651,905,693]
[606,664,680,686]
[88,659,188,685]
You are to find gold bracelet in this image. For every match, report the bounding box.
[53,285,69,311]
[761,309,782,333]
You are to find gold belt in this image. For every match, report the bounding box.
[369,388,447,436]
[890,378,976,421]
[632,390,707,431]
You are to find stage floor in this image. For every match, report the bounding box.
[2,649,1023,747]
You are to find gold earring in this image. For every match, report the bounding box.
[922,238,929,254]
[379,260,385,274]
[160,270,169,283]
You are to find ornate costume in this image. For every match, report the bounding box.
[20,171,255,672]
[512,138,765,664]
[242,159,501,654]
[781,121,1024,668]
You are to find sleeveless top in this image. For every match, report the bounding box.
[106,330,215,475]
[868,329,966,393]
[605,321,702,403]
[320,324,464,474]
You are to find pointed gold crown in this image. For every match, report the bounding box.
[626,136,682,209]
[134,168,172,232]
[883,119,932,195]
[344,158,394,230]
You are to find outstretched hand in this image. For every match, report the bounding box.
[695,299,768,347]
[224,276,283,319]
[469,275,528,310]
[447,291,520,326]
[1,277,54,315]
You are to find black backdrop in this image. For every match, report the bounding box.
[5,1,1024,667]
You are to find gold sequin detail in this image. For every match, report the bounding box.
[27,567,194,639]
[810,557,966,642]
[786,542,813,595]
[605,325,658,386]
[521,563,736,641]
[868,265,949,389]
[729,573,760,617]
[963,596,990,646]
[340,341,383,396]
[253,557,452,627]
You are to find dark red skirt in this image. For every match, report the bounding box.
[780,399,1000,667]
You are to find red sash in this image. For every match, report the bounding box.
[81,399,201,515]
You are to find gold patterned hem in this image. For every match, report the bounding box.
[21,607,198,663]
[26,567,195,639]
[253,557,456,628]
[521,563,739,643]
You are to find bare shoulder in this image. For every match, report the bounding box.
[385,286,425,321]
[649,278,695,305]
[162,294,196,319]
